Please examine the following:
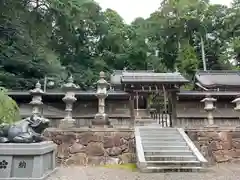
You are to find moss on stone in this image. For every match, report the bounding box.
[102,163,137,171]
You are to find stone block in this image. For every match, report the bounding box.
[66,153,87,166]
[106,147,123,156]
[212,151,229,163]
[234,150,240,157]
[85,142,105,156]
[78,132,95,145]
[233,138,240,149]
[218,132,232,142]
[222,150,236,160]
[187,132,198,141]
[221,141,232,150]
[231,131,240,139]
[69,143,85,154]
[0,141,57,180]
[198,131,219,140]
[119,153,136,164]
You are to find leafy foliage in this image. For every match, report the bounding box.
[0,87,20,124]
[0,0,239,90]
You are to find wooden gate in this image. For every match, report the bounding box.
[150,91,173,127]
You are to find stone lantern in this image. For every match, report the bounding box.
[29,81,44,116]
[232,95,240,123]
[232,95,240,112]
[201,94,217,126]
[92,71,110,127]
[59,75,78,128]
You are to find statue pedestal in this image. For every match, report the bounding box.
[92,113,111,127]
[0,141,57,180]
[59,118,75,129]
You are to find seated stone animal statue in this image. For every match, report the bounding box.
[0,115,50,143]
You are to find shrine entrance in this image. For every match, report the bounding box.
[121,71,188,127]
[149,91,172,127]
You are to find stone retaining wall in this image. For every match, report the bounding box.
[44,127,240,166]
[44,128,136,166]
[186,128,240,164]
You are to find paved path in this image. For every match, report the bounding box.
[48,163,240,180]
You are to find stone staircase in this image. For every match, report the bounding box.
[134,109,171,127]
[135,126,207,172]
[135,118,158,126]
[135,116,170,127]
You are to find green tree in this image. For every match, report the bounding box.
[176,43,199,78]
[0,88,20,124]
[0,0,66,89]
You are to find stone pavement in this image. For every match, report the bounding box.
[48,163,240,180]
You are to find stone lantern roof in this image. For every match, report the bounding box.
[61,75,79,91]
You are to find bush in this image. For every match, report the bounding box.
[0,87,20,124]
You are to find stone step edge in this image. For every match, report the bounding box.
[143,146,188,148]
[145,166,204,171]
[141,136,183,138]
[137,127,177,129]
[142,141,187,144]
[145,155,196,158]
[141,138,184,140]
[140,132,179,134]
[139,166,206,173]
[177,128,208,164]
[144,150,192,152]
[146,160,200,164]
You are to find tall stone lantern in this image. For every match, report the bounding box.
[29,81,44,116]
[201,94,217,126]
[232,95,240,116]
[232,94,240,112]
[59,75,78,128]
[92,71,110,127]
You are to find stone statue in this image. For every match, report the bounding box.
[0,115,50,143]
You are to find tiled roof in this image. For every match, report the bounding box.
[195,70,240,88]
[178,90,240,96]
[110,70,154,85]
[121,72,188,83]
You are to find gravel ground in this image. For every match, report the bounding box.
[48,163,240,180]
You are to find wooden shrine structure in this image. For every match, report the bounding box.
[112,70,188,127]
[7,70,240,128]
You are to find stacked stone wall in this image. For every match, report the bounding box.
[186,128,240,164]
[44,128,136,166]
[44,127,240,166]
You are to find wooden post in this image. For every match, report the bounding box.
[136,92,139,117]
[129,93,135,127]
[170,91,177,127]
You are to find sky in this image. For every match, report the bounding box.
[95,0,233,24]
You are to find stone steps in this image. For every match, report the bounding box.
[141,137,184,141]
[145,166,204,173]
[144,141,187,147]
[145,155,198,161]
[144,150,194,156]
[135,119,158,126]
[143,146,190,151]
[135,127,207,173]
[140,131,180,135]
[146,160,201,167]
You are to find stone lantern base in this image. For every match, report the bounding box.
[59,118,76,129]
[91,113,111,128]
[204,124,219,129]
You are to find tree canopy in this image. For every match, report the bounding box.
[0,0,239,90]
